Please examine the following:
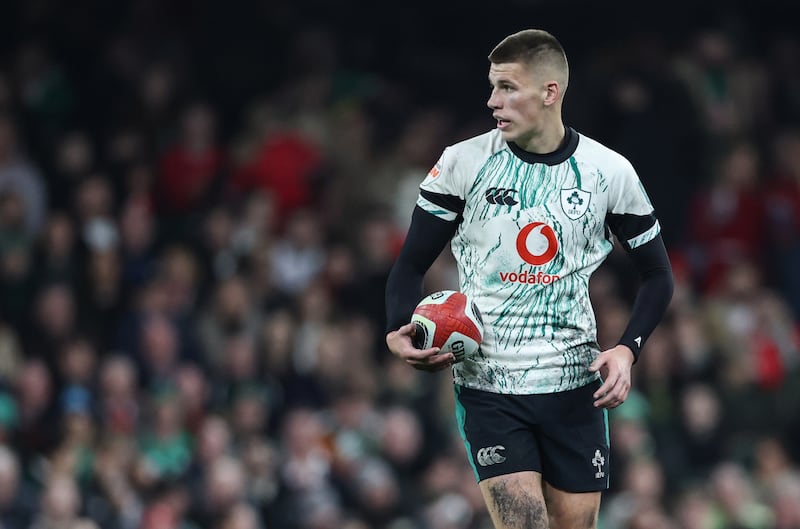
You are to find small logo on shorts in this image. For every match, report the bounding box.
[592,449,605,479]
[476,445,506,466]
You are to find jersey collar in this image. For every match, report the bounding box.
[507,126,578,166]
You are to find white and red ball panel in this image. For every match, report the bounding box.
[411,290,483,363]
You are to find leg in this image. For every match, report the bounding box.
[543,480,601,529]
[479,471,549,529]
[533,381,608,529]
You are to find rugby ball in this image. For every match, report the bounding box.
[411,290,483,363]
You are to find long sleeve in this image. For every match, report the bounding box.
[385,206,458,332]
[616,234,674,361]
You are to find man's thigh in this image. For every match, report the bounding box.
[479,471,548,529]
[477,471,602,529]
[535,380,610,493]
[544,480,601,529]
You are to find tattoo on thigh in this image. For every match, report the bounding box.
[487,481,547,529]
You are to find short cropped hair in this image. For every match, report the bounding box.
[489,29,569,84]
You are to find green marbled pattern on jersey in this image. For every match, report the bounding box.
[452,149,609,394]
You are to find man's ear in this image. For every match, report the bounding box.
[543,81,560,106]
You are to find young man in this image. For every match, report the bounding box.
[384,30,674,529]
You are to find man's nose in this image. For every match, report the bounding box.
[487,90,501,109]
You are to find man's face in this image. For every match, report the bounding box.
[487,62,546,146]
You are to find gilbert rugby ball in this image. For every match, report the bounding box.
[411,290,483,363]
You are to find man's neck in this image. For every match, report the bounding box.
[519,122,566,154]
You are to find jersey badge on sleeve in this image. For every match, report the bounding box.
[427,160,442,179]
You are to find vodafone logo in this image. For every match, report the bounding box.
[499,222,561,286]
[515,222,558,266]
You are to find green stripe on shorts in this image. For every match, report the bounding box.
[454,385,480,481]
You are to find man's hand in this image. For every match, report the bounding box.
[386,323,455,372]
[589,344,635,408]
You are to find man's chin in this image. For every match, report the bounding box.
[499,129,517,142]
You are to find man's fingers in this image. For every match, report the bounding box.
[594,387,618,408]
[594,376,631,408]
[405,345,453,370]
[408,352,454,371]
[387,324,454,371]
[402,344,440,360]
[593,372,617,400]
[590,346,634,408]
[593,375,620,408]
[409,349,451,365]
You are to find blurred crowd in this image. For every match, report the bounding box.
[0,1,800,528]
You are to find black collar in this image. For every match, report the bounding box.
[507,127,578,166]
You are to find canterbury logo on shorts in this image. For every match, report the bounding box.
[476,445,507,466]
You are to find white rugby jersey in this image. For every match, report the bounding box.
[416,127,660,394]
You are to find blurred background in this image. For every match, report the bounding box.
[0,0,799,528]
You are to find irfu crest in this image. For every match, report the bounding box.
[560,188,591,220]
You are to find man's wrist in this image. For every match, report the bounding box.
[615,340,639,364]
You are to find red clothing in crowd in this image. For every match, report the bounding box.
[763,175,800,246]
[231,132,320,217]
[686,186,765,292]
[157,144,225,213]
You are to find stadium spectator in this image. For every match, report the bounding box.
[0,444,34,529]
[0,113,47,237]
[155,102,225,218]
[686,138,767,293]
[763,128,800,319]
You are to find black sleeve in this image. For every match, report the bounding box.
[385,206,459,332]
[606,212,658,252]
[616,233,674,362]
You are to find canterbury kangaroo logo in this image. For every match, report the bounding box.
[485,187,519,206]
[476,445,506,466]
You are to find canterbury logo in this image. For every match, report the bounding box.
[485,187,519,206]
[476,445,506,466]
